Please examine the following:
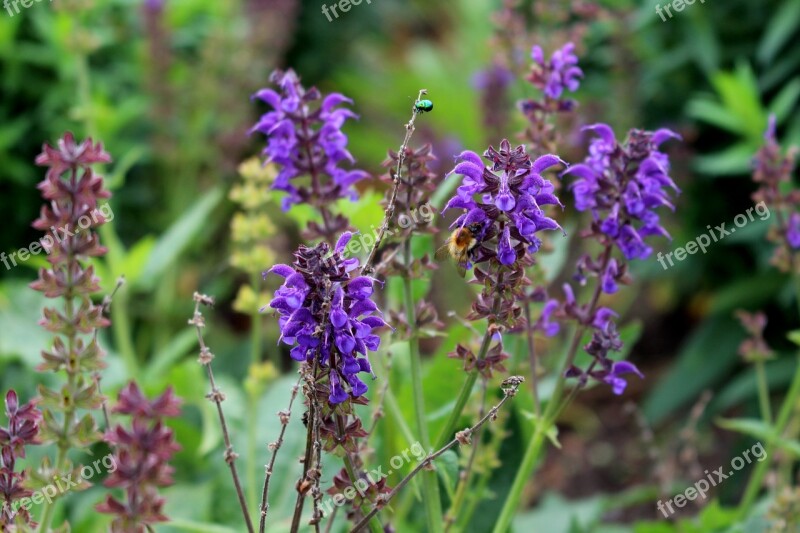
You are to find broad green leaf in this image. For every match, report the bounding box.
[693,143,757,176]
[643,316,743,425]
[435,449,459,500]
[686,98,745,135]
[717,417,800,456]
[758,0,800,65]
[768,77,800,123]
[138,187,224,290]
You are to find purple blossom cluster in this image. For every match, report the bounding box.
[752,116,800,271]
[529,43,583,100]
[97,383,181,532]
[565,124,681,262]
[532,283,643,395]
[520,42,583,156]
[251,69,368,213]
[0,390,42,529]
[443,139,564,268]
[265,233,388,404]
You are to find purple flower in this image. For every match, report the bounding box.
[601,361,644,395]
[98,383,181,531]
[564,124,680,262]
[787,213,800,249]
[0,390,41,529]
[534,299,560,337]
[265,234,387,404]
[442,140,564,268]
[251,69,368,211]
[529,43,583,99]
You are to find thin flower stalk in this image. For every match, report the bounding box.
[190,292,255,533]
[258,376,301,533]
[350,377,525,533]
[361,88,428,275]
[443,378,488,531]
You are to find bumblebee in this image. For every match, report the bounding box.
[434,222,483,277]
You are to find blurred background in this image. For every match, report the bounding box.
[1,0,799,531]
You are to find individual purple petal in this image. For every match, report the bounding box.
[498,226,516,265]
[266,264,295,278]
[336,232,354,253]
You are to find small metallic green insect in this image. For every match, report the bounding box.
[414,99,433,113]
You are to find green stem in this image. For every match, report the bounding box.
[38,243,78,532]
[755,360,773,425]
[493,247,612,533]
[403,241,444,533]
[434,290,499,450]
[338,420,384,533]
[739,353,800,518]
[435,264,508,451]
[444,380,487,530]
[492,421,549,533]
[109,288,139,375]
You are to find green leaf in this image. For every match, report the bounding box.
[758,0,800,65]
[768,77,800,123]
[137,187,224,290]
[710,64,765,143]
[717,417,800,456]
[693,143,757,176]
[686,98,746,135]
[435,449,459,500]
[643,316,743,425]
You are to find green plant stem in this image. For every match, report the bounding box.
[435,266,506,450]
[755,359,773,425]
[492,247,611,533]
[402,240,444,533]
[435,331,491,450]
[336,417,384,533]
[37,172,84,533]
[739,353,800,518]
[444,380,487,531]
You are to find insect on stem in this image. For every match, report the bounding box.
[361,89,429,275]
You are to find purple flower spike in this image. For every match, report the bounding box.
[442,140,565,272]
[529,42,583,99]
[788,213,800,249]
[564,125,680,262]
[251,69,368,213]
[265,236,388,405]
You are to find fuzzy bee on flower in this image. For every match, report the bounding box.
[434,222,485,277]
